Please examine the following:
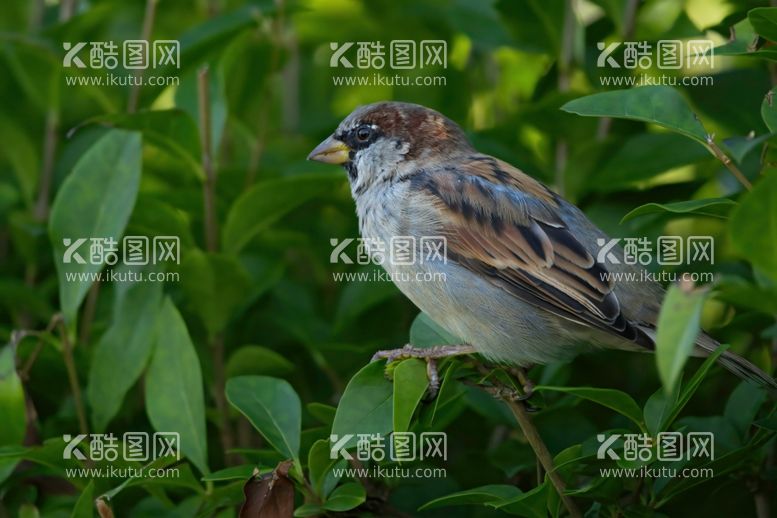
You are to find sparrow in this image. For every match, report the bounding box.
[308,101,776,393]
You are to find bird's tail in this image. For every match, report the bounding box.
[695,333,777,393]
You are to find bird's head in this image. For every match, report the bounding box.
[307,101,473,194]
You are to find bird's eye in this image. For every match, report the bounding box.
[355,125,373,142]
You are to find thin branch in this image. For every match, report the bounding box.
[706,135,752,190]
[127,0,158,113]
[198,66,219,252]
[596,0,639,141]
[34,110,59,221]
[18,313,63,380]
[469,362,582,518]
[58,321,88,435]
[504,398,582,518]
[210,334,237,464]
[555,0,575,196]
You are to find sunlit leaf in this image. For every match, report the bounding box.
[561,86,708,145]
[656,284,706,395]
[145,298,209,474]
[226,376,301,461]
[49,130,142,323]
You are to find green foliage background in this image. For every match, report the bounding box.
[1,0,777,516]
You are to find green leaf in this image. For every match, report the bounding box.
[0,343,26,485]
[533,386,644,430]
[409,312,461,347]
[729,172,777,281]
[321,482,366,512]
[200,464,256,482]
[70,479,94,518]
[645,345,729,433]
[145,298,209,474]
[225,376,301,461]
[307,439,344,498]
[561,86,708,145]
[225,345,294,378]
[655,285,706,395]
[180,249,251,336]
[307,403,337,426]
[419,484,523,510]
[392,359,428,434]
[331,361,393,450]
[591,133,710,192]
[49,130,142,323]
[222,173,344,254]
[88,267,163,432]
[724,133,774,164]
[490,483,548,517]
[621,198,736,222]
[763,87,777,134]
[749,8,777,42]
[81,110,203,179]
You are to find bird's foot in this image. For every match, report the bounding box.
[371,344,477,399]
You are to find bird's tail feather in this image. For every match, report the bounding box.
[695,333,777,393]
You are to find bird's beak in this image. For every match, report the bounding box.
[307,135,350,165]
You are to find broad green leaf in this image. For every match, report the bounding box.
[724,382,767,439]
[392,359,428,434]
[145,298,209,474]
[656,285,706,394]
[321,482,366,512]
[331,361,393,450]
[307,439,344,498]
[656,285,706,395]
[621,198,736,222]
[762,87,777,133]
[180,249,251,336]
[724,133,773,164]
[49,130,142,323]
[81,110,203,179]
[70,479,94,518]
[561,86,708,145]
[222,173,344,254]
[729,172,777,281]
[0,343,26,485]
[645,345,728,434]
[534,386,644,430]
[88,267,163,432]
[225,345,294,378]
[294,504,324,517]
[591,133,710,192]
[307,403,336,426]
[750,8,777,42]
[225,376,301,461]
[419,484,523,510]
[200,464,256,482]
[490,483,547,517]
[176,67,227,159]
[409,312,461,347]
[334,268,400,330]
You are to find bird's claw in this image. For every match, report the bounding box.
[370,344,476,399]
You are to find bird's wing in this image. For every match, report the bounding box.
[409,154,651,347]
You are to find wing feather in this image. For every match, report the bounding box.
[409,155,650,347]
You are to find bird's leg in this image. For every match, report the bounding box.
[508,365,536,401]
[371,344,477,399]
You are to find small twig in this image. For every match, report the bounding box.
[555,0,575,196]
[34,110,59,221]
[18,314,63,380]
[470,362,581,518]
[58,320,88,435]
[127,0,158,113]
[706,134,752,190]
[210,334,237,464]
[78,281,101,347]
[198,66,219,252]
[503,397,582,518]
